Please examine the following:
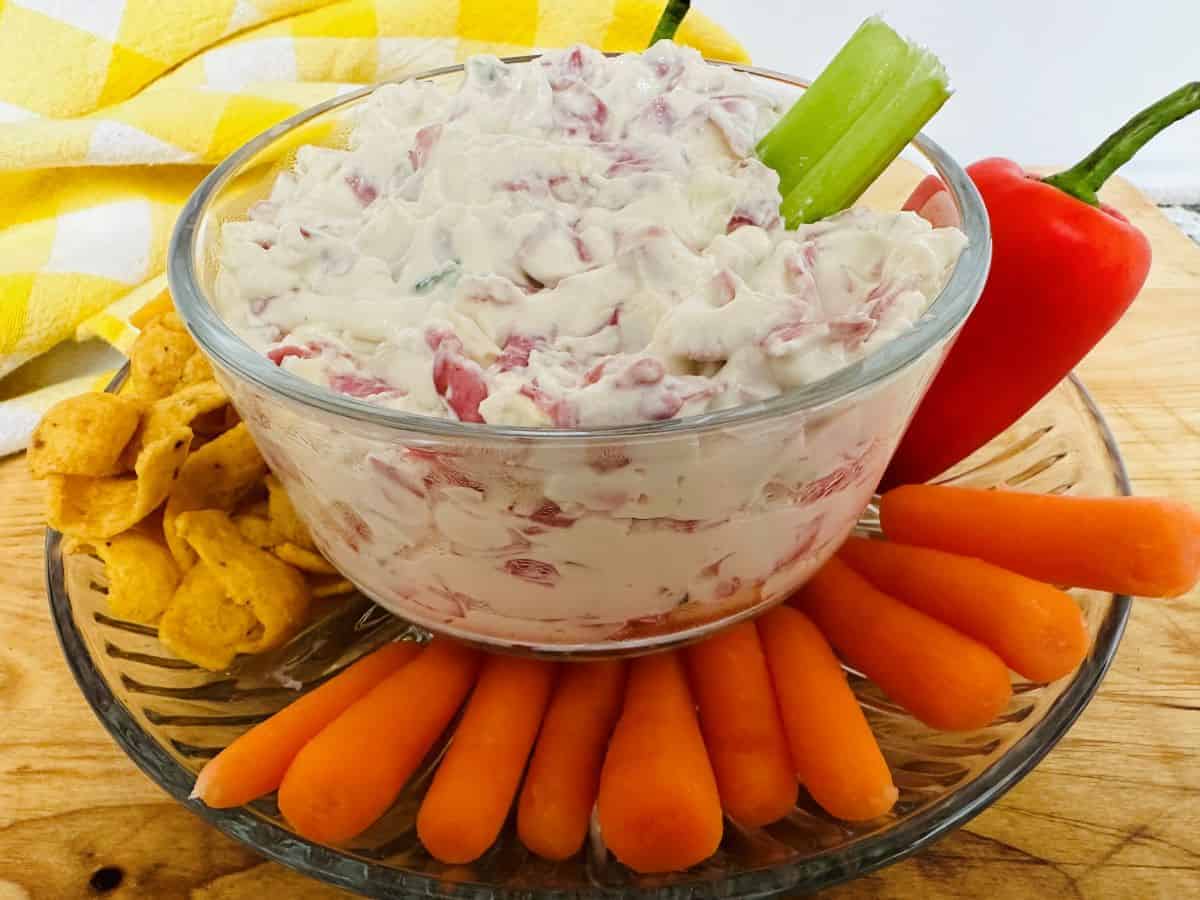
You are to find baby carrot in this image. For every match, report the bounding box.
[278,638,481,845]
[794,557,1012,731]
[597,651,723,874]
[517,660,627,861]
[880,484,1200,598]
[193,641,420,808]
[417,655,557,864]
[757,606,897,821]
[683,623,798,827]
[839,536,1088,683]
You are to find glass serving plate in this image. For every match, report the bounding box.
[47,374,1130,899]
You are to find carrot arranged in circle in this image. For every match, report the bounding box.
[597,651,723,874]
[794,557,1012,731]
[418,655,557,864]
[517,660,627,861]
[880,484,1200,598]
[757,606,897,821]
[193,640,421,808]
[838,536,1088,683]
[684,622,798,826]
[278,638,481,845]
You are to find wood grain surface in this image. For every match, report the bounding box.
[0,178,1197,899]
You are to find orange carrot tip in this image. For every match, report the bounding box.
[838,536,1088,683]
[278,638,481,845]
[794,556,1013,732]
[597,651,723,874]
[193,640,421,808]
[417,655,557,865]
[758,606,897,821]
[684,622,798,827]
[880,484,1200,599]
[517,660,626,861]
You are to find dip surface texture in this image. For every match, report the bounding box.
[217,42,966,428]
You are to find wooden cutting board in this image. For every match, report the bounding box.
[0,177,1197,900]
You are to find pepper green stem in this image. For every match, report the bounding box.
[649,0,690,45]
[1043,81,1200,205]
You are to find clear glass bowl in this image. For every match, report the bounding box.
[167,57,991,655]
[48,374,1130,898]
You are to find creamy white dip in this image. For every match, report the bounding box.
[216,42,965,429]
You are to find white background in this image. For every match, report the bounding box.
[704,0,1200,201]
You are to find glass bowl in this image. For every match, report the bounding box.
[48,373,1129,898]
[167,55,991,655]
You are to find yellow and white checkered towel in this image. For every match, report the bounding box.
[0,0,746,455]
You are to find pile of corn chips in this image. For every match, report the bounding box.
[29,298,353,670]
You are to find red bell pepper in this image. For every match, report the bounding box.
[883,82,1200,489]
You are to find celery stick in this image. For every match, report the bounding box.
[757,17,951,226]
[779,47,950,225]
[757,18,915,198]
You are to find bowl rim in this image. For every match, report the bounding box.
[168,53,991,443]
[45,373,1131,900]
